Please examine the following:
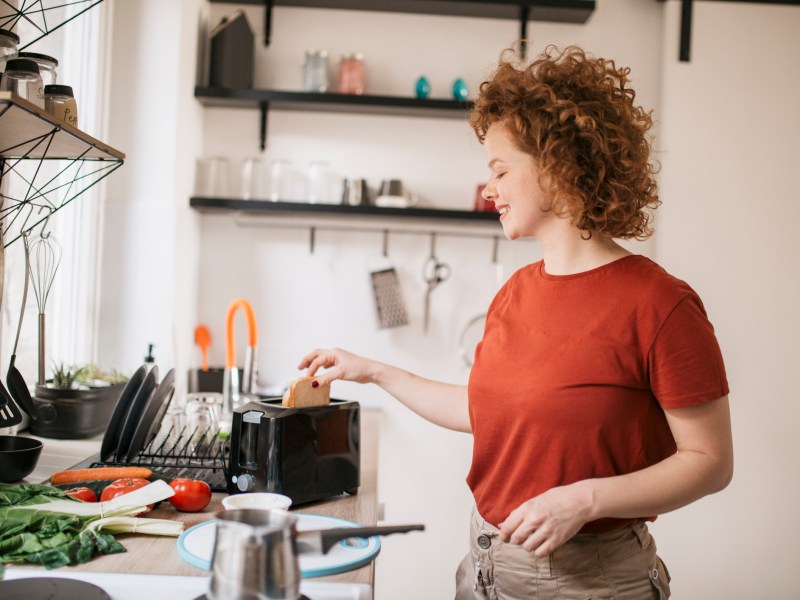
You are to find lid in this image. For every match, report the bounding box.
[305,49,328,58]
[18,51,58,66]
[4,58,39,73]
[44,84,73,97]
[341,53,364,61]
[0,28,19,43]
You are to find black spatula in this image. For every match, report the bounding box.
[0,382,23,428]
[6,233,37,419]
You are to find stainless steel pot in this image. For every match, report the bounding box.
[208,509,423,600]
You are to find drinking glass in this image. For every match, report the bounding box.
[268,159,293,202]
[184,392,222,449]
[199,157,231,197]
[240,157,264,200]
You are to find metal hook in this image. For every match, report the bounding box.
[19,203,36,237]
[382,229,389,258]
[428,232,437,260]
[492,236,499,264]
[38,206,54,239]
[309,226,316,254]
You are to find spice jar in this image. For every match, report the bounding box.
[0,28,19,74]
[44,84,77,127]
[303,50,330,92]
[337,53,365,95]
[0,58,44,108]
[18,52,57,87]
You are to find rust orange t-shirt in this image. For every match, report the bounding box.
[466,255,729,533]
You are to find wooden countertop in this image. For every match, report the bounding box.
[17,409,383,586]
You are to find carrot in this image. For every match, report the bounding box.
[50,467,153,486]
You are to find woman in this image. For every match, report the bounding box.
[299,45,732,599]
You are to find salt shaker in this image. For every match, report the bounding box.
[44,84,77,127]
[18,52,58,87]
[303,50,330,92]
[0,58,44,108]
[0,28,19,74]
[338,53,365,95]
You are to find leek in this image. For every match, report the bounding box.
[0,480,183,570]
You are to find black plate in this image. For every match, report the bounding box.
[100,364,147,462]
[124,368,176,462]
[114,365,159,462]
[0,577,111,599]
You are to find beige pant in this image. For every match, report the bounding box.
[455,507,671,600]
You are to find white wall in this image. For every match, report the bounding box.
[650,3,800,599]
[96,0,800,598]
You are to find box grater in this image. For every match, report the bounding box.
[370,267,409,329]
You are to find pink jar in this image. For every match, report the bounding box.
[338,53,365,95]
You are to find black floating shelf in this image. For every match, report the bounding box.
[195,87,473,119]
[191,197,499,222]
[208,0,595,24]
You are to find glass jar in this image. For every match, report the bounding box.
[338,53,365,95]
[303,50,329,92]
[0,58,44,108]
[44,84,77,127]
[18,52,58,87]
[0,28,19,74]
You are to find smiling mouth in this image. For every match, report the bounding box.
[497,206,509,217]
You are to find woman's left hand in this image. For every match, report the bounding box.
[498,481,595,557]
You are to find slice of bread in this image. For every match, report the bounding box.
[281,376,331,408]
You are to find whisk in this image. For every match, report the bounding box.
[28,233,62,386]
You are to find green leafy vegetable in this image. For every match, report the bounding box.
[0,481,179,570]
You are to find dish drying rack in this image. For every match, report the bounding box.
[91,423,230,492]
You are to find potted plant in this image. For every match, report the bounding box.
[30,363,130,439]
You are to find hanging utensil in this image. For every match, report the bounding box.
[7,232,37,419]
[28,231,62,385]
[0,233,23,429]
[195,325,211,371]
[422,233,451,334]
[370,230,409,329]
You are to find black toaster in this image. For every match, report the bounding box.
[226,398,360,505]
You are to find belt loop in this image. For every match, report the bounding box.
[632,523,648,549]
[547,552,555,577]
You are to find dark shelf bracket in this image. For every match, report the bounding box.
[263,0,273,46]
[259,100,269,151]
[679,0,692,62]
[519,5,530,60]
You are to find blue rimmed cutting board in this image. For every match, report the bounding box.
[177,513,381,578]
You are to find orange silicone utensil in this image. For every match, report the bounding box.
[194,325,211,371]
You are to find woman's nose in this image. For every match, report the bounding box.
[482,184,496,200]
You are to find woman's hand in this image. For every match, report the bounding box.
[298,347,378,386]
[498,481,594,557]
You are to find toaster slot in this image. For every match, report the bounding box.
[238,409,264,469]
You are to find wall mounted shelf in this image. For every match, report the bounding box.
[191,196,498,222]
[0,93,125,247]
[195,87,473,118]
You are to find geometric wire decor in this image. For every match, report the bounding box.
[0,0,105,51]
[0,94,124,248]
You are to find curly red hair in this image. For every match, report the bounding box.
[470,45,660,239]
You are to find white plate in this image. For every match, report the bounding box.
[177,513,381,578]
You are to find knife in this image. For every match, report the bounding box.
[296,524,425,555]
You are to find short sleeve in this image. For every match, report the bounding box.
[648,293,729,409]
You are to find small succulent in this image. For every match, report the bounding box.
[50,363,87,390]
[77,363,129,385]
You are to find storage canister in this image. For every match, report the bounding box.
[44,84,77,127]
[338,53,365,95]
[18,51,57,87]
[303,49,330,92]
[0,58,44,108]
[0,28,19,73]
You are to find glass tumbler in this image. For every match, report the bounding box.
[199,156,231,197]
[303,50,330,92]
[184,392,222,449]
[268,159,293,201]
[240,157,264,200]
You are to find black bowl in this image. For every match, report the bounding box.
[0,435,43,482]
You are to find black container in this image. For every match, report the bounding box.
[227,398,360,505]
[30,382,126,439]
[0,435,43,482]
[209,10,253,89]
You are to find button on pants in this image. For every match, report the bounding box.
[455,507,671,600]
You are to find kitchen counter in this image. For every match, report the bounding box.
[14,409,383,588]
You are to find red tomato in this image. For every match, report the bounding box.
[65,486,97,502]
[100,477,153,514]
[168,478,211,512]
